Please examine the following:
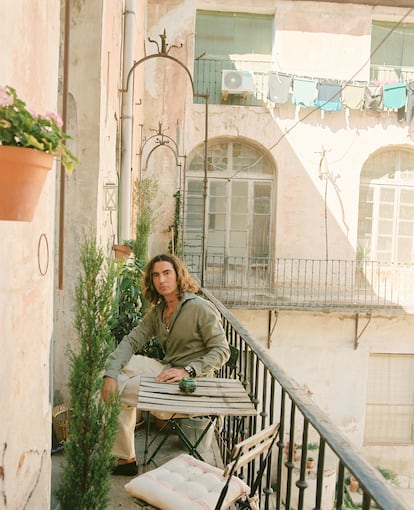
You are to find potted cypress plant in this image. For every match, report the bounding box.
[56,237,120,510]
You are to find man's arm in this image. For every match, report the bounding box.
[101,375,118,402]
[103,310,155,379]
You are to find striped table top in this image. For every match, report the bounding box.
[137,376,257,417]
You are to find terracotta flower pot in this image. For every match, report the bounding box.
[113,244,132,259]
[349,476,359,492]
[285,441,298,461]
[0,146,54,221]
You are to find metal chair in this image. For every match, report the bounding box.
[125,422,280,510]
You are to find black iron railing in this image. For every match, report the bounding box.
[207,287,406,510]
[186,255,414,314]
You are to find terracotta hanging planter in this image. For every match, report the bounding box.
[0,146,54,221]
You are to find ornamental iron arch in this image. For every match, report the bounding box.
[121,29,209,284]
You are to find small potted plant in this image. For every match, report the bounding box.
[0,85,78,221]
[306,456,314,469]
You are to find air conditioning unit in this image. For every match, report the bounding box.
[221,70,255,101]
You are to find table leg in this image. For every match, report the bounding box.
[171,416,218,462]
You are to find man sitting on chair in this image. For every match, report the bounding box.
[101,253,230,476]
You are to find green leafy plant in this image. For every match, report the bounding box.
[377,466,399,486]
[56,237,120,509]
[133,175,158,263]
[110,256,144,344]
[0,85,78,172]
[297,442,319,450]
[138,336,165,360]
[110,175,166,359]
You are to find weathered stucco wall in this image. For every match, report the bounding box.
[143,0,414,261]
[0,2,61,508]
[52,1,127,404]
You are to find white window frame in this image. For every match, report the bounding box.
[357,148,414,264]
[365,353,414,445]
[184,140,274,262]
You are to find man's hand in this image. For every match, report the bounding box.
[156,368,188,383]
[101,376,118,402]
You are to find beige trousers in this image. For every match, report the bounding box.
[113,355,165,460]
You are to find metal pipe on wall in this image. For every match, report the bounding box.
[58,0,70,290]
[119,0,136,242]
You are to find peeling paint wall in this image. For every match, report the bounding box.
[0,2,61,508]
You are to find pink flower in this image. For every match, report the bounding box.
[27,107,37,118]
[44,111,63,128]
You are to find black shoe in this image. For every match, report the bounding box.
[112,461,138,476]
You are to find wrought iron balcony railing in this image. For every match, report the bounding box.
[185,255,414,314]
[193,58,414,108]
[207,287,406,510]
[370,64,414,83]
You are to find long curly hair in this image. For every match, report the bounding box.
[142,254,200,304]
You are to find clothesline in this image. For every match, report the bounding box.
[267,71,414,122]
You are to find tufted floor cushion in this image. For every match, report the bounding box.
[124,453,250,510]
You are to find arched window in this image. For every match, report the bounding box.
[184,139,275,263]
[357,148,414,263]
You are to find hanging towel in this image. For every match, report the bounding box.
[383,82,407,109]
[292,77,317,107]
[406,81,414,124]
[314,81,342,112]
[364,85,384,111]
[268,72,292,104]
[342,84,365,110]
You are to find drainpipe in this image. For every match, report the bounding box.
[120,0,136,242]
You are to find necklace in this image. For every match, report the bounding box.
[163,306,175,331]
[163,297,178,332]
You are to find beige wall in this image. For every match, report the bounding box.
[0,1,144,507]
[52,0,134,404]
[0,1,61,508]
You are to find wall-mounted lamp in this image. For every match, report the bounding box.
[103,182,118,211]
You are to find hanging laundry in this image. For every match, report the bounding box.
[314,81,342,112]
[364,85,384,111]
[341,83,365,110]
[406,81,414,124]
[292,77,317,107]
[383,82,406,109]
[268,72,292,104]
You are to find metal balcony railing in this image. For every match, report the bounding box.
[193,58,414,108]
[185,255,414,314]
[370,64,414,83]
[193,57,272,106]
[208,287,407,510]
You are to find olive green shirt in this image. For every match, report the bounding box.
[104,292,230,379]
